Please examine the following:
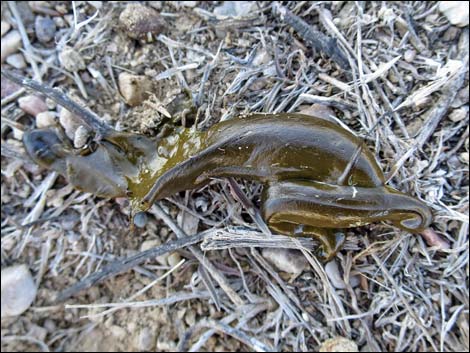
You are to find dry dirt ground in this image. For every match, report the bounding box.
[1,1,469,352]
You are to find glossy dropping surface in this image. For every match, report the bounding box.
[23,112,433,260]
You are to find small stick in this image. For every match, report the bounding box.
[1,70,112,138]
[273,4,349,69]
[227,178,272,236]
[55,231,207,302]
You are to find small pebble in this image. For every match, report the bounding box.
[448,105,469,122]
[404,49,416,63]
[459,152,469,164]
[319,337,358,352]
[59,46,86,72]
[119,4,166,40]
[133,211,148,228]
[118,72,152,106]
[12,127,24,141]
[36,111,56,128]
[6,53,27,69]
[155,253,169,266]
[1,21,11,37]
[181,1,198,8]
[214,1,256,19]
[1,264,38,318]
[451,85,469,108]
[262,248,308,274]
[18,95,48,117]
[140,239,161,252]
[156,340,176,351]
[73,125,91,148]
[59,107,81,139]
[184,309,196,326]
[439,1,469,27]
[159,227,169,237]
[134,327,156,351]
[43,319,56,333]
[1,30,22,62]
[35,16,57,43]
[1,76,21,98]
[167,252,182,267]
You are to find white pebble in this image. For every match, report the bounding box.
[18,95,48,117]
[1,21,11,37]
[141,238,160,250]
[459,152,469,164]
[36,111,56,128]
[439,1,469,27]
[12,127,24,141]
[262,248,308,274]
[1,30,22,62]
[6,53,26,69]
[59,108,81,139]
[404,49,416,63]
[118,72,152,107]
[449,105,468,122]
[1,265,38,318]
[73,125,91,148]
[319,337,358,352]
[181,1,198,8]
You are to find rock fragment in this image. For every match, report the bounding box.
[119,4,166,40]
[319,337,358,352]
[5,53,26,69]
[1,21,11,37]
[18,95,48,117]
[1,265,38,318]
[262,248,308,274]
[35,16,57,43]
[1,30,22,62]
[439,2,469,27]
[36,111,56,128]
